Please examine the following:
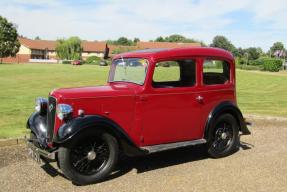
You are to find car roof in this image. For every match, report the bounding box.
[113,47,234,61]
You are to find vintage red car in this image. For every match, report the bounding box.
[27,47,250,185]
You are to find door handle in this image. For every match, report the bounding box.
[196,95,204,103]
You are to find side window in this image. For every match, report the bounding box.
[153,61,180,82]
[153,60,196,88]
[203,59,230,85]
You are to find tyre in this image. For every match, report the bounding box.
[58,130,119,185]
[207,113,239,158]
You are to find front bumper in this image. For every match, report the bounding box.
[27,140,57,161]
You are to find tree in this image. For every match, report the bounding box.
[210,36,236,55]
[269,42,285,56]
[155,36,165,42]
[35,36,41,40]
[166,34,186,42]
[133,37,140,43]
[245,47,261,60]
[0,16,20,63]
[56,36,82,60]
[107,37,135,46]
[117,37,131,45]
[154,34,200,44]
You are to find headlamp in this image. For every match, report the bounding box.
[56,104,73,121]
[35,97,48,115]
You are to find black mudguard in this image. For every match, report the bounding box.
[26,112,49,148]
[204,101,251,141]
[54,115,147,156]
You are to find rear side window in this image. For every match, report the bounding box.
[203,59,230,85]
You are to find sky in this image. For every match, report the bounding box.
[1,0,287,51]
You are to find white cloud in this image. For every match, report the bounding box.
[0,0,286,50]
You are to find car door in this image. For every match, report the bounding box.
[140,59,203,146]
[196,57,235,136]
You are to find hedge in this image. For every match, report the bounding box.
[262,58,283,72]
[85,56,101,64]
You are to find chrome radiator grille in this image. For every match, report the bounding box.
[47,96,56,141]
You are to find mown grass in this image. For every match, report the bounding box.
[0,64,286,138]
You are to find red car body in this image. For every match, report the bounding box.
[50,47,240,147]
[27,47,250,184]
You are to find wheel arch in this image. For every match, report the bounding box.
[204,101,250,141]
[54,115,147,156]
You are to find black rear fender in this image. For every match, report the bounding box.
[204,101,251,142]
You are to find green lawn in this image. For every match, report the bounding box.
[0,64,286,138]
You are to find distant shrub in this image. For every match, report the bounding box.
[262,58,283,72]
[248,57,269,66]
[248,60,262,66]
[62,60,71,64]
[238,65,262,71]
[85,56,101,64]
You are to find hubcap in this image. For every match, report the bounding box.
[87,151,96,160]
[70,137,110,175]
[213,122,234,151]
[221,132,227,139]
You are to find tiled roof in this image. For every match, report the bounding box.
[82,41,107,52]
[19,37,107,52]
[108,45,138,52]
[137,41,201,49]
[19,37,56,50]
[18,37,201,53]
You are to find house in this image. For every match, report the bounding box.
[1,37,108,63]
[1,38,201,63]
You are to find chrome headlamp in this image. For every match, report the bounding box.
[56,104,73,121]
[35,97,48,115]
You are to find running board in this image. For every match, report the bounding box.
[140,139,207,154]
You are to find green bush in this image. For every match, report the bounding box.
[262,58,283,72]
[62,60,71,64]
[248,59,262,66]
[85,56,101,64]
[238,65,262,71]
[248,57,270,66]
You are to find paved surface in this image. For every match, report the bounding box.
[0,116,287,192]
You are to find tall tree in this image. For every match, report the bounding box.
[0,16,20,63]
[269,42,285,56]
[210,36,236,55]
[56,36,82,60]
[133,37,140,43]
[245,47,261,60]
[155,36,165,42]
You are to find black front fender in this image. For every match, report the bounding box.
[26,112,48,147]
[54,115,147,156]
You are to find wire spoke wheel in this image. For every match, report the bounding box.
[70,136,110,175]
[208,114,239,158]
[213,122,234,152]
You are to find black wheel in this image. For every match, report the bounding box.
[207,113,239,158]
[58,130,119,185]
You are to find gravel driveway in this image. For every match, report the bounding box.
[0,116,287,192]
